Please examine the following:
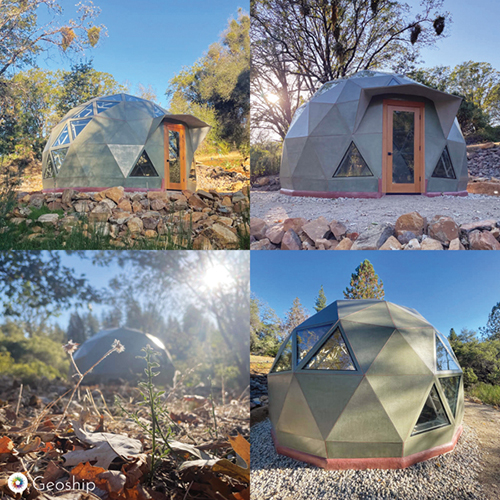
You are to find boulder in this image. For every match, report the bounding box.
[398,231,417,246]
[193,235,213,250]
[147,191,169,201]
[335,238,353,250]
[102,186,124,204]
[421,238,444,250]
[100,197,117,210]
[89,202,112,222]
[469,230,500,250]
[188,194,209,210]
[250,238,276,250]
[449,238,465,250]
[281,229,301,250]
[351,224,393,250]
[196,190,214,201]
[283,218,308,234]
[395,212,426,237]
[127,217,144,233]
[460,219,497,233]
[250,218,268,240]
[202,223,239,249]
[118,199,132,212]
[144,229,157,238]
[265,225,285,245]
[329,220,347,240]
[37,213,59,225]
[428,215,459,245]
[405,238,421,250]
[302,217,330,241]
[315,238,335,249]
[61,189,77,205]
[150,199,166,211]
[74,200,90,213]
[379,236,402,250]
[29,194,44,209]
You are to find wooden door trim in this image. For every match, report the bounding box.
[382,100,425,194]
[164,122,187,190]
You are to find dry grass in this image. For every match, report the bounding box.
[250,355,274,375]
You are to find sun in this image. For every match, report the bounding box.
[203,264,232,289]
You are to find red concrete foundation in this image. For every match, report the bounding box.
[280,188,469,199]
[271,425,463,470]
[42,187,165,193]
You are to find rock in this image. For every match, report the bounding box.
[193,235,213,250]
[10,218,26,225]
[329,220,347,240]
[250,238,276,250]
[102,186,124,204]
[352,224,393,250]
[315,238,335,249]
[335,238,353,250]
[150,199,166,211]
[379,236,402,250]
[202,223,239,249]
[217,216,233,226]
[302,216,330,241]
[281,229,302,250]
[428,215,459,245]
[449,238,465,250]
[283,218,308,234]
[142,217,159,230]
[250,218,268,240]
[61,189,77,205]
[421,238,444,250]
[188,194,209,210]
[132,201,143,213]
[94,222,110,237]
[398,231,417,245]
[144,229,157,238]
[469,230,500,250]
[395,212,426,237]
[89,202,112,222]
[37,213,59,225]
[174,198,188,210]
[127,217,143,233]
[460,219,497,233]
[405,238,421,250]
[491,227,500,240]
[29,194,44,209]
[147,191,169,201]
[100,197,117,210]
[47,201,63,211]
[265,225,285,245]
[117,199,132,212]
[196,190,214,201]
[221,196,233,207]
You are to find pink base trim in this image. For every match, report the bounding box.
[271,425,463,470]
[280,189,383,199]
[42,187,165,193]
[424,190,468,198]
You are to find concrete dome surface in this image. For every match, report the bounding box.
[280,71,468,198]
[268,299,464,469]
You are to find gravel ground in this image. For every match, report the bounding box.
[250,192,500,234]
[250,419,486,500]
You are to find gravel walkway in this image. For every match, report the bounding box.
[250,419,486,500]
[250,192,500,234]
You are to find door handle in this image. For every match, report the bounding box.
[388,152,392,156]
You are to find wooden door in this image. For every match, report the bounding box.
[164,123,186,190]
[382,100,425,194]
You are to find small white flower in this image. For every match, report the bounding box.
[112,339,125,353]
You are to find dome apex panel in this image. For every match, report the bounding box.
[343,302,395,328]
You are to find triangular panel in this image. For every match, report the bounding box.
[308,135,352,179]
[70,118,93,139]
[51,148,69,172]
[336,100,359,132]
[108,122,143,145]
[128,119,154,144]
[96,101,121,114]
[397,328,436,373]
[58,148,86,178]
[72,104,94,119]
[295,302,339,330]
[108,144,144,177]
[343,302,395,328]
[432,146,456,179]
[43,155,57,179]
[276,376,323,440]
[388,78,400,86]
[129,151,159,177]
[435,335,460,371]
[293,141,327,180]
[267,373,293,427]
[411,384,450,435]
[367,330,433,376]
[309,105,350,136]
[439,376,461,417]
[327,378,401,443]
[337,300,380,318]
[307,103,334,134]
[270,337,292,373]
[368,375,434,440]
[296,324,333,363]
[287,105,309,139]
[296,373,363,439]
[333,142,373,177]
[387,303,432,328]
[304,327,356,371]
[311,81,346,104]
[340,320,395,372]
[52,124,71,147]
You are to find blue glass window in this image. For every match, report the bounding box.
[51,148,68,172]
[153,104,166,117]
[72,104,94,118]
[70,118,92,138]
[52,124,70,147]
[96,101,120,113]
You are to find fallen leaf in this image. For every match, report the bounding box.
[42,461,66,485]
[168,439,214,460]
[97,470,127,496]
[229,434,249,469]
[0,436,14,453]
[121,454,149,488]
[70,461,107,489]
[213,459,249,484]
[233,487,250,500]
[17,436,42,454]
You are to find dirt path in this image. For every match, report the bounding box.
[464,399,500,500]
[250,191,500,233]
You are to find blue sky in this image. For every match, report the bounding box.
[251,252,500,337]
[405,0,500,70]
[36,0,245,107]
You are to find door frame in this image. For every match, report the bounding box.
[382,99,425,194]
[163,122,187,190]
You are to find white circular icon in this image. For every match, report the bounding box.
[8,472,28,494]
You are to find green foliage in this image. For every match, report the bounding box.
[462,367,478,387]
[480,302,500,340]
[167,11,249,154]
[250,141,282,179]
[314,286,327,313]
[283,297,308,336]
[250,296,281,356]
[467,382,500,406]
[343,260,385,300]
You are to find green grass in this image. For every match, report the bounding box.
[27,205,64,220]
[467,382,500,406]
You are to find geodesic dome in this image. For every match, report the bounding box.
[73,327,175,385]
[280,71,468,198]
[42,94,210,191]
[268,300,464,470]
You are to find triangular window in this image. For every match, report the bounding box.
[96,101,120,113]
[314,81,340,98]
[296,324,333,363]
[412,384,450,435]
[153,104,166,118]
[436,335,460,371]
[439,376,461,417]
[334,142,373,177]
[129,151,159,177]
[72,104,94,119]
[270,337,292,373]
[388,78,400,86]
[304,327,356,370]
[44,155,57,178]
[289,104,306,128]
[432,146,456,179]
[70,118,92,138]
[51,148,68,172]
[52,124,71,147]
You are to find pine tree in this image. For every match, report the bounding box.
[343,260,385,300]
[314,285,327,312]
[66,312,86,344]
[284,297,309,335]
[480,302,500,340]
